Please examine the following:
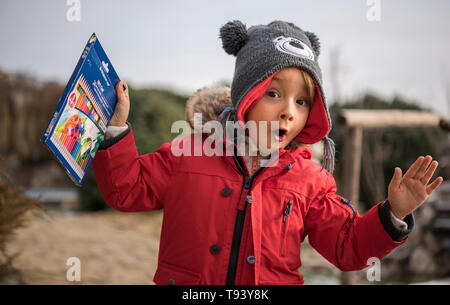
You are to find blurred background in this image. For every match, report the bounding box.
[0,0,449,284]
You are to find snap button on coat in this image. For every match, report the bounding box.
[210,244,221,254]
[221,187,231,197]
[246,255,255,264]
[168,279,175,285]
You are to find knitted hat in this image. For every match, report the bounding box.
[217,20,335,174]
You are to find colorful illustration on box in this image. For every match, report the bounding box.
[54,75,105,171]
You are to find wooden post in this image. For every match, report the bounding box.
[340,126,363,285]
[341,126,363,204]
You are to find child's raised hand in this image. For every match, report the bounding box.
[109,80,130,127]
[388,156,443,220]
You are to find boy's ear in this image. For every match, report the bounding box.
[220,20,248,56]
[304,31,320,58]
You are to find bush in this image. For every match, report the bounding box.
[77,169,110,212]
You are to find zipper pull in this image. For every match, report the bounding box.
[243,176,251,189]
[283,200,292,223]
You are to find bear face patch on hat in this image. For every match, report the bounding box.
[272,36,315,60]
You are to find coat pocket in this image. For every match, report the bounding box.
[153,262,201,285]
[280,199,293,257]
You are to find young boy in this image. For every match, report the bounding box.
[92,20,443,285]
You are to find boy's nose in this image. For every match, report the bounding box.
[280,113,292,121]
[279,101,295,121]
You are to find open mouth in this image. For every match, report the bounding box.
[274,128,288,142]
[278,129,287,136]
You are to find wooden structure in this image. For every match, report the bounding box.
[337,109,448,284]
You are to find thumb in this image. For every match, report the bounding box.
[115,80,127,102]
[389,167,402,189]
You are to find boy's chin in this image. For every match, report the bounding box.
[246,137,285,156]
[257,143,284,157]
[269,139,289,151]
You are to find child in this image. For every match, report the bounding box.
[92,20,443,285]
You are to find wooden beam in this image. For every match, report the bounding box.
[338,110,443,128]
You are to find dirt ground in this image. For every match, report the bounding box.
[7,208,341,285]
[8,209,163,284]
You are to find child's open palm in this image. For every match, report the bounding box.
[388,156,443,220]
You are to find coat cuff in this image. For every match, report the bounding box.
[98,122,131,150]
[390,210,408,230]
[378,200,414,242]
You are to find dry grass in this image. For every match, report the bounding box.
[0,165,40,283]
[8,210,162,284]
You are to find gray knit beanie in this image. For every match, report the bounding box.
[217,20,335,174]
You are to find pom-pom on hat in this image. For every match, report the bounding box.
[217,20,335,174]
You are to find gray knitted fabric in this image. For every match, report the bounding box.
[218,20,335,174]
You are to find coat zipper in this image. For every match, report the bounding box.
[283,200,292,223]
[281,200,292,256]
[225,153,264,285]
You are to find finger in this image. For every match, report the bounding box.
[115,80,123,91]
[122,81,129,97]
[389,167,402,189]
[403,156,425,179]
[426,176,443,195]
[115,80,124,95]
[421,160,438,185]
[413,155,432,179]
[115,80,126,102]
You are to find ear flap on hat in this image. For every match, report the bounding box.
[304,31,321,58]
[220,20,248,56]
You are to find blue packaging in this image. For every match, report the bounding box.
[41,33,120,186]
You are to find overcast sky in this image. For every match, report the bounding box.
[1,0,449,113]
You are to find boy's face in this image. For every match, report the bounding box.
[245,67,311,153]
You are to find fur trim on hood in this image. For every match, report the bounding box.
[185,86,231,133]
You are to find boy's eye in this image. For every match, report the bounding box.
[297,100,306,106]
[267,91,279,98]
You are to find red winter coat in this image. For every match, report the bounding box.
[93,78,409,285]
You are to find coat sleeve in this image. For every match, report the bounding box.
[92,123,177,212]
[304,171,410,271]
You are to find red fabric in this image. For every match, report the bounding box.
[236,70,330,144]
[236,73,278,126]
[297,81,329,143]
[92,128,406,285]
